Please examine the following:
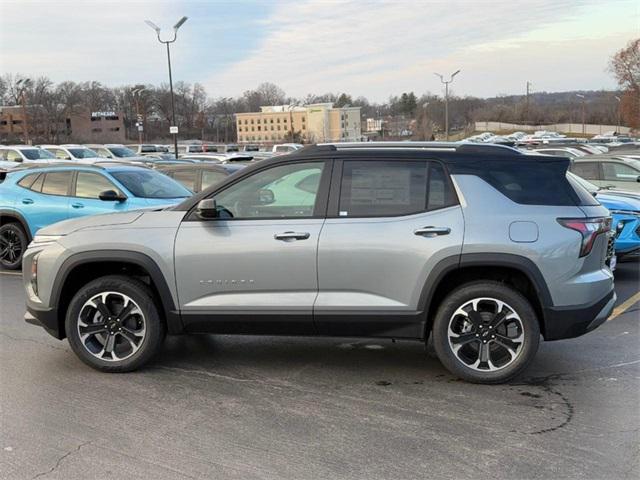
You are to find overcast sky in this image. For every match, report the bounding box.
[0,0,637,101]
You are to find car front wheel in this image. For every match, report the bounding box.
[0,222,28,270]
[432,281,540,384]
[65,275,165,372]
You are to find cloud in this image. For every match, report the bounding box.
[205,0,638,101]
[0,0,637,100]
[0,0,183,85]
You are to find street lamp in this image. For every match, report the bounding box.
[131,87,146,144]
[145,16,188,158]
[614,95,621,134]
[576,93,586,135]
[434,69,460,141]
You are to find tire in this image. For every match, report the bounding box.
[431,281,540,384]
[0,222,28,270]
[65,275,166,372]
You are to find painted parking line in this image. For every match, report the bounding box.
[0,270,22,276]
[608,291,640,321]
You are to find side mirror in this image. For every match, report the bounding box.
[99,190,126,202]
[196,198,219,219]
[636,176,640,183]
[257,188,275,205]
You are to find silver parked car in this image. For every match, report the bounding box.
[22,142,615,383]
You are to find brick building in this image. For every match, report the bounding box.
[0,106,126,144]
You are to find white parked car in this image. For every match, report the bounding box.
[0,145,62,164]
[40,144,101,162]
[84,144,149,162]
[531,147,587,158]
[272,143,304,154]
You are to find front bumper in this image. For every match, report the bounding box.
[543,289,616,341]
[24,305,63,339]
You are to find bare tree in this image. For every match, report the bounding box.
[610,38,640,129]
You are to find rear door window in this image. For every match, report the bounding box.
[570,162,600,180]
[41,172,72,196]
[6,150,23,162]
[201,170,228,191]
[339,161,428,217]
[171,170,198,191]
[602,162,640,182]
[428,162,458,210]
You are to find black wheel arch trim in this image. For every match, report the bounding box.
[418,252,553,338]
[50,250,182,336]
[0,209,32,241]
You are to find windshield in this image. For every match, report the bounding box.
[21,149,56,160]
[111,170,192,198]
[626,158,640,170]
[108,147,137,158]
[68,148,99,158]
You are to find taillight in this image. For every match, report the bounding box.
[558,217,612,257]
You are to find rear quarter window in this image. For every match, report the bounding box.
[17,173,40,189]
[453,159,577,206]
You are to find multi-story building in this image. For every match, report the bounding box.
[236,103,361,145]
[0,106,126,144]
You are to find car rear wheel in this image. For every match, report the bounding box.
[432,281,540,384]
[65,275,166,372]
[0,222,28,270]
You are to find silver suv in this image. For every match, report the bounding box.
[22,143,616,383]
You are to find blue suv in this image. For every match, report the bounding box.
[569,172,640,262]
[0,163,191,269]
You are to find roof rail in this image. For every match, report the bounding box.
[314,141,521,155]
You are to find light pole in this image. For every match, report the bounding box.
[145,16,188,158]
[614,95,621,134]
[576,93,586,135]
[16,78,32,144]
[132,87,146,144]
[422,102,432,140]
[434,69,460,141]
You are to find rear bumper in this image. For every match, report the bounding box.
[543,289,616,341]
[24,305,63,340]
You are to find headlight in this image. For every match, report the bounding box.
[31,252,40,296]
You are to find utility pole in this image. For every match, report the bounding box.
[132,87,146,144]
[614,96,621,134]
[145,16,188,158]
[16,78,32,145]
[576,94,586,135]
[525,81,531,123]
[434,69,460,141]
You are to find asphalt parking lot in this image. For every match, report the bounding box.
[0,262,638,480]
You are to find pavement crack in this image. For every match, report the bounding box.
[0,331,67,351]
[31,441,92,480]
[157,365,253,382]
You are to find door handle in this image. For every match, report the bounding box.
[274,231,311,241]
[414,226,451,237]
[71,203,84,209]
[22,198,34,205]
